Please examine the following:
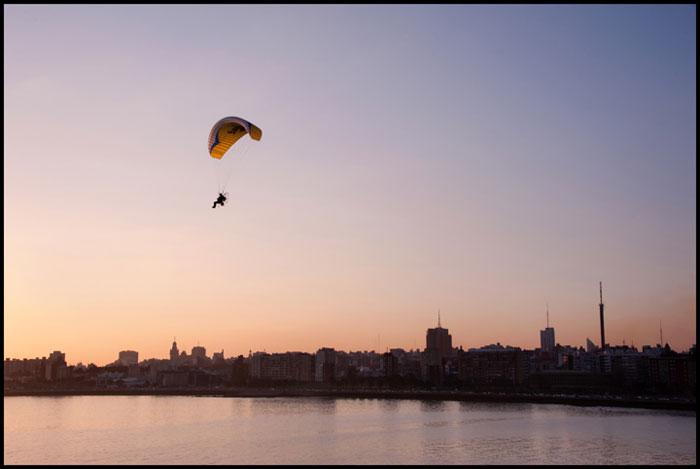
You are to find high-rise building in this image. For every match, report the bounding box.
[45,351,67,381]
[540,328,555,352]
[425,311,452,356]
[315,348,336,383]
[539,304,555,352]
[422,311,453,384]
[118,350,138,366]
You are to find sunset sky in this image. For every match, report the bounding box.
[4,5,696,365]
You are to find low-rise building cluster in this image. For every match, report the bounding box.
[4,335,696,397]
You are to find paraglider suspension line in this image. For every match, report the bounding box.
[219,141,253,192]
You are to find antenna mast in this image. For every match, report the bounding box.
[599,281,606,352]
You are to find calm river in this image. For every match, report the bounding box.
[4,396,696,465]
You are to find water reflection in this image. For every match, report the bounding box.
[4,397,696,465]
[247,397,337,416]
[419,400,447,412]
[457,401,533,414]
[378,399,400,413]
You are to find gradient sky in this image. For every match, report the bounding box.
[4,5,696,365]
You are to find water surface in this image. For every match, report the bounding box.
[4,396,696,464]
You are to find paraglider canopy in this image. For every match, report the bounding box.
[208,116,262,160]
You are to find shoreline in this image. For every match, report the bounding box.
[4,388,696,411]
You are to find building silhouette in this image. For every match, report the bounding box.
[540,328,555,352]
[586,338,598,353]
[251,352,314,382]
[315,348,336,383]
[539,304,555,352]
[170,340,179,364]
[426,311,452,357]
[45,351,67,381]
[118,350,138,367]
[212,350,225,365]
[422,311,453,385]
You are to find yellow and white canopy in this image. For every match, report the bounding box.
[208,116,262,160]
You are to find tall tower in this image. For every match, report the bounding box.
[540,304,555,352]
[426,314,452,356]
[599,282,606,352]
[424,313,452,386]
[170,338,179,363]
